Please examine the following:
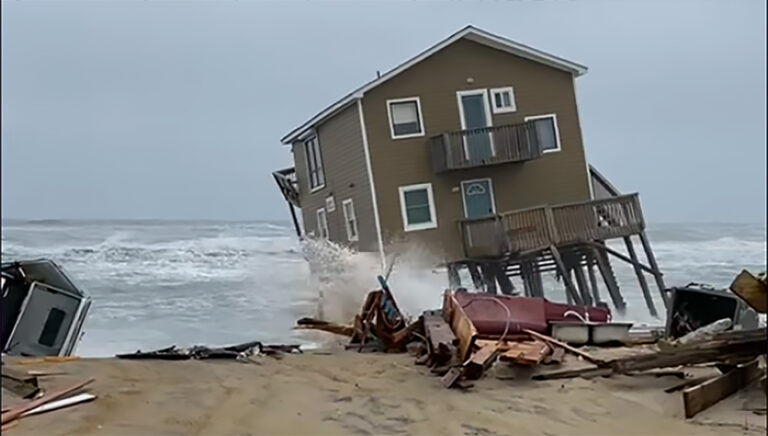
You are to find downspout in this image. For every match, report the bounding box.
[357,98,387,272]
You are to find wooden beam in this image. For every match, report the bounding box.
[638,231,669,308]
[549,245,583,305]
[729,269,767,313]
[467,263,484,291]
[423,310,458,367]
[480,263,498,294]
[683,359,762,418]
[623,236,658,318]
[586,240,657,275]
[287,202,302,238]
[447,263,462,290]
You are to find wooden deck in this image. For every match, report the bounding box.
[460,194,645,259]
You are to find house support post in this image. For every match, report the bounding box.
[638,231,669,309]
[480,263,498,295]
[623,236,658,318]
[467,263,484,291]
[287,202,302,238]
[586,253,603,305]
[572,263,593,307]
[447,263,462,290]
[549,245,583,305]
[592,245,626,313]
[493,263,515,295]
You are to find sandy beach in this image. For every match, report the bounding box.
[3,350,765,436]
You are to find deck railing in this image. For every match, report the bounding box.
[460,194,645,258]
[430,122,543,173]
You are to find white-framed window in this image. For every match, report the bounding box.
[316,208,329,239]
[490,87,517,114]
[524,113,561,153]
[341,199,359,242]
[304,135,325,191]
[398,183,438,232]
[386,97,425,140]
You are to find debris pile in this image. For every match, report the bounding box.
[296,269,767,419]
[116,341,302,362]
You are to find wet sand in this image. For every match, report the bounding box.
[2,351,766,435]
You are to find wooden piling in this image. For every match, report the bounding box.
[638,231,669,308]
[624,236,658,318]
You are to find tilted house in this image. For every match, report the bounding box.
[273,25,667,316]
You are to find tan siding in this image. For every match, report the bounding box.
[293,104,378,252]
[362,38,591,262]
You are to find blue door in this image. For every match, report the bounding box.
[462,179,495,219]
[459,92,494,162]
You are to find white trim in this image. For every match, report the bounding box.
[280,25,587,144]
[398,182,438,232]
[304,135,326,193]
[573,76,595,200]
[489,86,517,114]
[316,208,329,239]
[357,100,386,271]
[457,89,495,158]
[460,178,497,219]
[341,198,359,242]
[386,97,425,140]
[524,113,562,153]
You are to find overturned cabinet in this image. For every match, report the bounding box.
[1,259,91,357]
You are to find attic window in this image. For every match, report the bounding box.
[490,87,516,114]
[387,97,425,139]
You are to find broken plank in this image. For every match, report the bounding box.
[1,378,94,425]
[2,367,40,399]
[462,344,501,380]
[523,329,605,366]
[23,393,96,417]
[441,367,463,388]
[683,359,762,419]
[423,311,458,366]
[533,366,612,381]
[729,270,767,313]
[498,341,551,366]
[664,376,714,393]
[443,292,477,361]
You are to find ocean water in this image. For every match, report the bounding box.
[1,220,765,357]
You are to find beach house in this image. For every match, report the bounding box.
[273,25,666,316]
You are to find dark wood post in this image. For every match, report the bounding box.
[624,236,658,318]
[573,264,593,307]
[467,263,484,291]
[550,245,583,305]
[586,253,602,305]
[638,231,669,308]
[288,202,302,238]
[592,245,626,313]
[447,263,461,290]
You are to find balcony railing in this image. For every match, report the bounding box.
[272,167,300,207]
[430,121,543,173]
[460,194,645,258]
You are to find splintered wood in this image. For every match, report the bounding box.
[498,341,551,366]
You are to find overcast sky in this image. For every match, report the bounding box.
[1,0,765,223]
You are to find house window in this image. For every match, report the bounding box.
[398,183,438,232]
[387,97,425,139]
[490,87,516,114]
[342,199,359,242]
[316,208,329,239]
[304,136,325,191]
[525,114,561,153]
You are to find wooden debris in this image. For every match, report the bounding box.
[1,378,94,425]
[16,356,80,365]
[441,367,463,388]
[729,270,767,313]
[462,343,501,380]
[294,318,355,337]
[22,393,96,417]
[533,366,613,381]
[423,310,458,367]
[443,292,478,362]
[543,347,566,365]
[683,358,762,418]
[2,367,40,399]
[499,341,551,366]
[523,329,605,366]
[664,376,714,393]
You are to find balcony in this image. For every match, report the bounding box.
[460,194,645,259]
[430,121,543,173]
[272,167,300,207]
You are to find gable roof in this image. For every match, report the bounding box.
[281,25,587,144]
